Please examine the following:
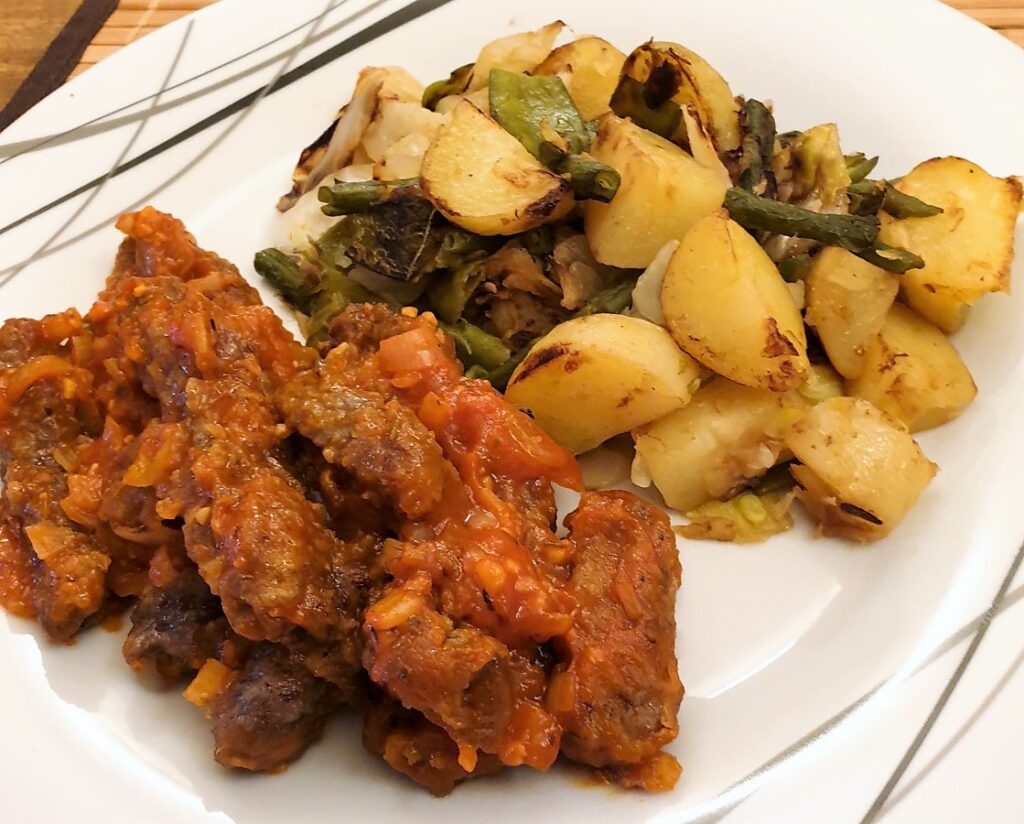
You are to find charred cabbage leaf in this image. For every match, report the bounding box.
[318,189,442,282]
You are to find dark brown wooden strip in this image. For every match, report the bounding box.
[0,0,119,132]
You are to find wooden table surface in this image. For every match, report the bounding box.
[0,0,1021,117]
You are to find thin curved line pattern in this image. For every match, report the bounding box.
[881,637,1024,818]
[685,578,1024,824]
[2,22,195,288]
[0,0,453,246]
[859,539,1024,823]
[0,0,341,295]
[0,0,390,163]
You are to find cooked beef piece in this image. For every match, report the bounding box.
[0,311,111,640]
[95,211,370,675]
[321,303,422,358]
[211,644,341,772]
[384,523,573,650]
[362,697,502,796]
[277,343,449,520]
[363,576,560,771]
[123,562,228,682]
[0,208,685,794]
[553,491,683,787]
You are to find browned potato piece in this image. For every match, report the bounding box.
[533,36,626,121]
[847,303,977,432]
[506,314,701,454]
[421,100,571,235]
[879,157,1022,332]
[584,115,728,268]
[633,378,806,513]
[786,397,937,541]
[617,42,741,151]
[661,210,809,391]
[804,247,899,379]
[467,21,564,90]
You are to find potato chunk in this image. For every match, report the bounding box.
[533,36,626,121]
[505,314,700,454]
[633,378,806,512]
[421,100,571,236]
[661,210,809,391]
[468,21,564,90]
[616,41,741,152]
[786,397,937,541]
[804,247,899,379]
[584,115,727,268]
[878,157,1022,332]
[847,303,977,432]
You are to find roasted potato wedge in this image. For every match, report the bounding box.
[804,246,899,379]
[615,41,741,151]
[421,100,571,236]
[667,43,741,152]
[584,115,727,268]
[661,210,809,391]
[467,21,564,90]
[786,397,937,541]
[633,378,806,512]
[505,314,700,454]
[879,157,1022,332]
[848,303,977,432]
[533,36,627,121]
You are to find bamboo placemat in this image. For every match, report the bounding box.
[70,0,218,78]
[64,0,1024,77]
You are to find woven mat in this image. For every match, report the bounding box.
[74,0,1024,72]
[68,0,1024,74]
[71,0,218,78]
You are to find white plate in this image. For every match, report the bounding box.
[1,1,1022,822]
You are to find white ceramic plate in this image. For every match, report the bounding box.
[1,2,1023,822]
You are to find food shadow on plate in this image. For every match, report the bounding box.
[7,605,609,823]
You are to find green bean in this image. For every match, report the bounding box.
[844,153,879,184]
[317,178,418,216]
[576,278,637,316]
[305,291,348,345]
[847,179,886,216]
[426,260,486,324]
[881,183,943,219]
[558,154,621,202]
[848,178,943,220]
[304,271,379,344]
[750,462,795,496]
[537,139,569,168]
[855,241,925,273]
[725,188,924,273]
[724,187,880,252]
[440,319,511,371]
[608,75,681,139]
[776,254,813,283]
[738,98,776,195]
[519,225,555,256]
[434,227,496,269]
[253,249,320,310]
[465,344,531,390]
[422,62,473,111]
[489,69,589,159]
[776,130,801,148]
